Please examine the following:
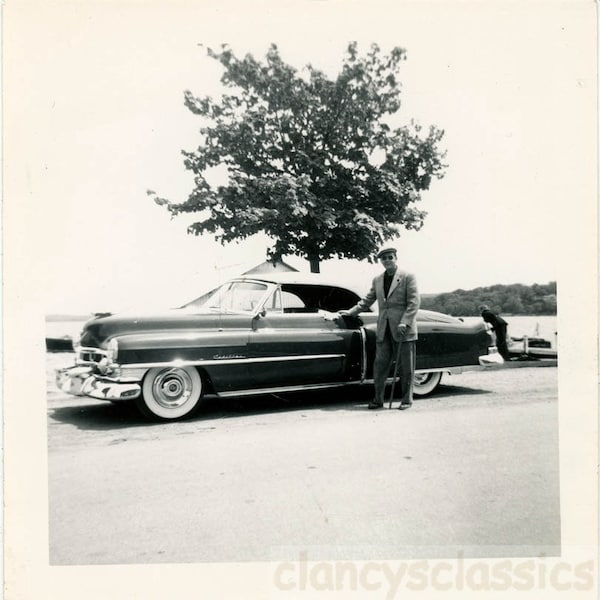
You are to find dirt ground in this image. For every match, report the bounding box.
[46,353,559,566]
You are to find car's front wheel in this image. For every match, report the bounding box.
[413,371,443,397]
[136,366,203,420]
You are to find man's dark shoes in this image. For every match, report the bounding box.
[398,402,412,410]
[368,401,384,409]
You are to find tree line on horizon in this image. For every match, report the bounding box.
[420,282,557,317]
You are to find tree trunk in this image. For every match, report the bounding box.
[308,255,320,273]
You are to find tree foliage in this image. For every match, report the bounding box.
[150,43,446,271]
[421,282,557,316]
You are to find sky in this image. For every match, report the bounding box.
[5,1,597,314]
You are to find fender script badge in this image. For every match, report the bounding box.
[213,354,245,360]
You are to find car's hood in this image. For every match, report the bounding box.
[78,308,245,348]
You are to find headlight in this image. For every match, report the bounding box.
[106,338,119,362]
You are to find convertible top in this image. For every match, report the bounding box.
[229,275,470,324]
[234,272,362,289]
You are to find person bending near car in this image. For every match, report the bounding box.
[339,247,420,410]
[479,304,511,361]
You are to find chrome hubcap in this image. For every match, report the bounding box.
[414,373,430,385]
[151,368,194,409]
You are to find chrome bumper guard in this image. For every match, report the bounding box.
[478,351,504,366]
[56,366,141,401]
[450,351,504,372]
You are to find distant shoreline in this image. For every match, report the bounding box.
[46,315,92,322]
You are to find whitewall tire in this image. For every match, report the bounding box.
[137,366,203,420]
[413,371,443,397]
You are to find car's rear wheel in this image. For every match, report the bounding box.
[413,371,443,397]
[136,366,203,420]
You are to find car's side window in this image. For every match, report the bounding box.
[264,288,283,314]
[282,291,308,312]
[203,281,269,313]
[264,288,312,314]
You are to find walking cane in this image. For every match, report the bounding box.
[388,332,404,409]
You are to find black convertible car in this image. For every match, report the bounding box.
[56,274,501,420]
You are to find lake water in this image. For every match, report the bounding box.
[45,318,89,339]
[460,315,558,345]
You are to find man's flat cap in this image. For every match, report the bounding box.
[376,246,397,258]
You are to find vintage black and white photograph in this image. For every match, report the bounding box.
[4,1,598,599]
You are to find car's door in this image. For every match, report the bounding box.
[247,287,353,389]
[194,280,269,392]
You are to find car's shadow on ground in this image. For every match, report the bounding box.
[48,388,371,431]
[48,384,492,431]
[49,402,152,430]
[433,384,493,397]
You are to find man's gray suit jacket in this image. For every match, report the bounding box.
[349,269,420,343]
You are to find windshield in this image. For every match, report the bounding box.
[200,280,269,313]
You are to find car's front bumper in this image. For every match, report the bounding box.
[56,366,141,401]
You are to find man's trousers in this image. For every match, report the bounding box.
[373,328,416,405]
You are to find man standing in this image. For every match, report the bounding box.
[479,304,511,361]
[340,247,420,410]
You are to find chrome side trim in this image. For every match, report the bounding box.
[118,353,345,370]
[215,381,362,398]
[359,327,367,382]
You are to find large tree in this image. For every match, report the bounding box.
[151,43,446,272]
